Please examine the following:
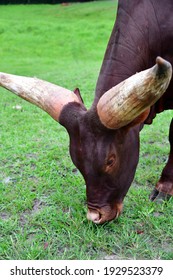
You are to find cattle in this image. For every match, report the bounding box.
[0,0,173,224]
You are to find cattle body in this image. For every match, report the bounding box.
[0,0,173,224]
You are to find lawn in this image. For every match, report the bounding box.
[0,0,173,260]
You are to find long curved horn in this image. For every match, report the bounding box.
[97,57,172,129]
[0,73,80,121]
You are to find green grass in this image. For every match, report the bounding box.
[0,1,173,260]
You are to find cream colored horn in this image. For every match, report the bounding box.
[0,73,80,121]
[97,57,172,129]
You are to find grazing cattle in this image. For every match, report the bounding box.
[0,0,173,224]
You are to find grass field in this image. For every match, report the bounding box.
[0,1,173,260]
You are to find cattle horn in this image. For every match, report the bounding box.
[0,73,80,121]
[97,57,172,129]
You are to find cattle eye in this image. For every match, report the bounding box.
[106,155,116,167]
[105,154,118,174]
[107,159,114,166]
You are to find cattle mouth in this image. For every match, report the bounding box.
[87,203,123,224]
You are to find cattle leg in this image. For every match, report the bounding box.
[150,118,173,201]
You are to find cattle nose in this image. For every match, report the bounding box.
[87,209,101,224]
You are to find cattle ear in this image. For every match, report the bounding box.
[73,88,84,104]
[125,108,150,130]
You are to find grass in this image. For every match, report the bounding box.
[0,1,173,260]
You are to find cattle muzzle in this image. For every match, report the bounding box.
[86,203,123,224]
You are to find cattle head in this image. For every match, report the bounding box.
[0,57,172,224]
